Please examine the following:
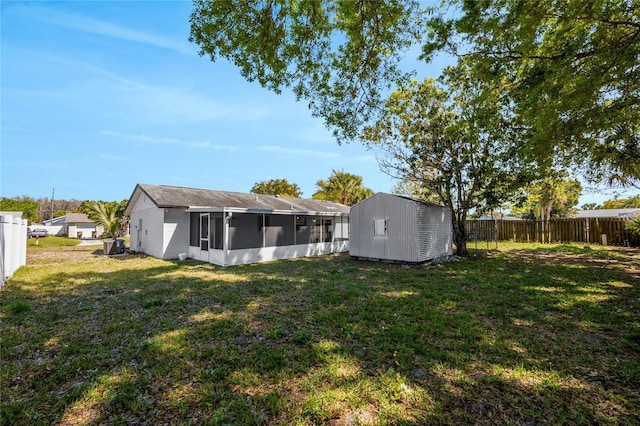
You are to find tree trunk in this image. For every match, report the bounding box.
[452,216,468,256]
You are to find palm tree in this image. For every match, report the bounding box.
[312,170,373,206]
[90,202,121,240]
[626,216,640,235]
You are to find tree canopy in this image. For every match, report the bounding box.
[312,170,373,206]
[510,172,582,220]
[424,0,640,188]
[190,0,639,187]
[602,195,640,209]
[0,197,39,224]
[250,179,302,198]
[190,0,425,141]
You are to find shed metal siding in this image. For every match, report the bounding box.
[416,203,453,261]
[350,193,453,262]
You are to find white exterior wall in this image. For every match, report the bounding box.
[350,193,418,262]
[129,193,166,259]
[162,208,190,259]
[350,193,453,262]
[190,240,349,267]
[1,215,28,286]
[416,204,453,261]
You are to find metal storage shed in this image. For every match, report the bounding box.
[349,193,453,262]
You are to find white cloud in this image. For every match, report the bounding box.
[257,145,341,158]
[101,130,238,151]
[22,7,194,55]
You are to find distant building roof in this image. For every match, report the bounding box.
[125,183,350,216]
[574,208,640,219]
[45,213,95,225]
[476,214,523,221]
[0,211,23,218]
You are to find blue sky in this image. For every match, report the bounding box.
[1,1,635,206]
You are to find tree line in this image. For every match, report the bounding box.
[250,170,373,206]
[0,197,128,226]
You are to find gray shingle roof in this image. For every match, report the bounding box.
[574,208,640,219]
[125,184,350,215]
[64,213,95,224]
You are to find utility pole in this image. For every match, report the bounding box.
[50,188,55,221]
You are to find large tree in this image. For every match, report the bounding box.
[424,0,640,187]
[312,170,373,206]
[189,0,639,186]
[510,172,583,220]
[250,178,302,197]
[363,78,525,255]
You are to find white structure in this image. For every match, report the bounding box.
[574,208,640,219]
[1,213,28,287]
[124,184,350,266]
[350,193,453,262]
[45,213,103,238]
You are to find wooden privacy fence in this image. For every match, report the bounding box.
[466,218,639,246]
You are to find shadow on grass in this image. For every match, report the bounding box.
[1,247,639,424]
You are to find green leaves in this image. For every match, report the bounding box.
[425,0,640,186]
[250,178,303,198]
[311,169,373,205]
[190,0,426,142]
[89,201,122,240]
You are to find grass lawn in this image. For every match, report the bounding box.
[27,236,81,248]
[1,242,639,425]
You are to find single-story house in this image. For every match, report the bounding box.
[45,213,103,238]
[574,208,640,219]
[349,192,453,262]
[124,183,350,266]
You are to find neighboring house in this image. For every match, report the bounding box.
[45,213,103,238]
[124,183,350,267]
[349,193,453,263]
[574,208,640,219]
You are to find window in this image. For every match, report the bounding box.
[373,218,388,236]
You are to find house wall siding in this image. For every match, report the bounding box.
[129,193,165,259]
[162,208,190,259]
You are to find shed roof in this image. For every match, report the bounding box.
[124,184,350,216]
[353,192,445,209]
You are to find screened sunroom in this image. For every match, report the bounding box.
[125,183,350,267]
